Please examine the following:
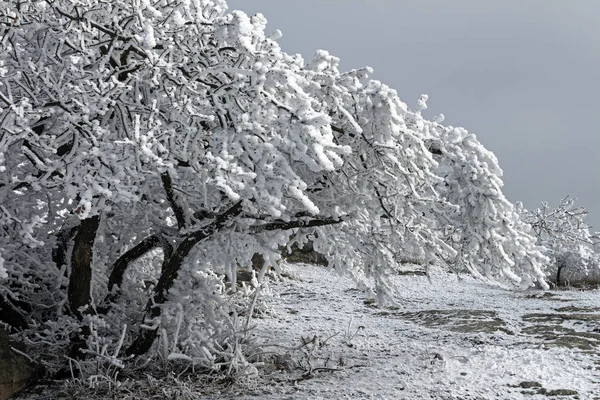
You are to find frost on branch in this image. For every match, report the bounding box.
[0,0,557,381]
[0,252,6,280]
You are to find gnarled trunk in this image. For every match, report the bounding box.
[125,201,244,357]
[52,225,79,271]
[68,215,100,317]
[99,233,173,314]
[124,234,210,356]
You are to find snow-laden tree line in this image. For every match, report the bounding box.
[0,0,597,378]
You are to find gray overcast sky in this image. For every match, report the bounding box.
[228,0,600,229]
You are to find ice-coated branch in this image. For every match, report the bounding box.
[100,234,172,313]
[250,217,342,233]
[160,171,187,230]
[50,4,133,42]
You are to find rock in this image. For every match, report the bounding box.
[519,381,542,389]
[282,241,328,266]
[546,389,578,396]
[0,326,40,400]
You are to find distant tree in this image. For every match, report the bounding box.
[519,197,600,286]
[0,0,551,379]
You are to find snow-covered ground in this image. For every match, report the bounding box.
[236,262,600,399]
[18,262,600,399]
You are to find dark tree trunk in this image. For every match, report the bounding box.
[124,201,338,357]
[124,234,221,356]
[52,226,79,271]
[556,265,564,287]
[68,215,100,317]
[59,216,101,364]
[125,201,243,357]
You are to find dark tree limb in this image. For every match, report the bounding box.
[161,171,186,230]
[331,124,344,134]
[250,217,342,233]
[68,215,100,318]
[106,235,159,294]
[99,233,174,313]
[125,200,243,357]
[125,205,340,356]
[159,234,175,262]
[374,186,397,223]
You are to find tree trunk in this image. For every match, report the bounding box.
[52,225,79,271]
[68,215,100,317]
[125,201,243,357]
[123,202,342,357]
[554,257,569,287]
[556,265,564,287]
[124,235,198,356]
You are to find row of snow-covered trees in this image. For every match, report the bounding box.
[0,0,597,376]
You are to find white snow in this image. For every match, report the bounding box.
[16,262,600,399]
[229,263,600,399]
[0,252,6,279]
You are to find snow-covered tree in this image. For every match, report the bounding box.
[0,0,552,378]
[423,109,549,288]
[520,197,600,286]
